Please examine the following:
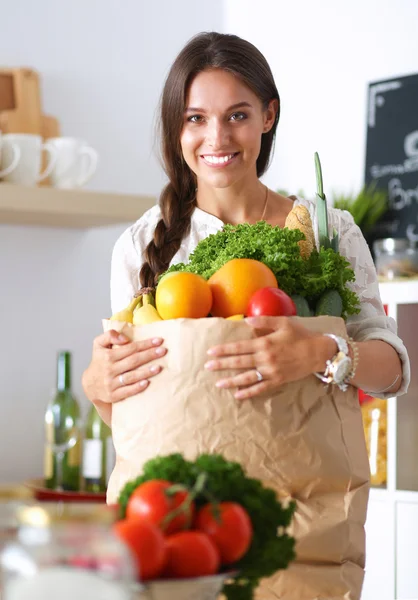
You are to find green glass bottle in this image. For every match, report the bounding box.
[44,351,81,491]
[82,405,114,493]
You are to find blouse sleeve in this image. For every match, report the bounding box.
[110,226,142,315]
[332,208,410,398]
[110,206,162,315]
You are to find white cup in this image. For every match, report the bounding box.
[0,131,21,179]
[0,134,58,186]
[46,137,99,189]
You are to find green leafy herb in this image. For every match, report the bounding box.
[162,221,360,318]
[118,453,296,600]
[333,181,388,234]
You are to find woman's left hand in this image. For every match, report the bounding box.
[205,316,331,400]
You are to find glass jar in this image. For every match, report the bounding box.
[0,501,24,596]
[361,397,388,487]
[373,238,418,280]
[0,503,136,600]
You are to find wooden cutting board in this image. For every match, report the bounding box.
[41,114,60,139]
[0,68,61,185]
[0,70,15,111]
[0,67,61,138]
[39,115,61,186]
[0,68,43,134]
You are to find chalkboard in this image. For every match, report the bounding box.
[365,72,418,245]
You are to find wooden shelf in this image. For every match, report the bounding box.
[0,182,156,228]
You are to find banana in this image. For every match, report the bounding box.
[226,314,245,321]
[133,293,163,326]
[109,296,141,323]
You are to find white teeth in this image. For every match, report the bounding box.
[203,154,235,164]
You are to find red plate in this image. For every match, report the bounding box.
[25,479,107,503]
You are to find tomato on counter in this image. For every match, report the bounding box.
[195,502,253,564]
[113,518,166,581]
[126,479,195,535]
[162,531,220,578]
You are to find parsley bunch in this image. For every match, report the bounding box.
[118,453,296,600]
[163,221,360,318]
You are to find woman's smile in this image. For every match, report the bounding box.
[200,152,240,168]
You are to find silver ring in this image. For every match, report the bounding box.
[254,369,264,382]
[119,373,126,386]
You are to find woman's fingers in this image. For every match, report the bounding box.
[115,362,163,391]
[113,344,167,374]
[215,368,264,388]
[207,330,276,358]
[110,338,165,362]
[92,334,167,403]
[234,381,270,400]
[204,353,255,372]
[94,329,131,349]
[111,379,150,402]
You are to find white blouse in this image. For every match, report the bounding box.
[110,196,410,398]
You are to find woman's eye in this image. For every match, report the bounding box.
[187,115,204,123]
[229,112,247,121]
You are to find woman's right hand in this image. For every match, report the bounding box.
[82,329,167,405]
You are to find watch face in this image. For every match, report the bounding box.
[334,355,352,384]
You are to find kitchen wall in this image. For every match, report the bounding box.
[224,0,418,196]
[0,0,223,483]
[1,0,417,483]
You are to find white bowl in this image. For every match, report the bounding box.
[135,572,233,600]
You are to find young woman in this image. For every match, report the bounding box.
[82,32,409,426]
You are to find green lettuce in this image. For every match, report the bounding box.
[163,221,360,318]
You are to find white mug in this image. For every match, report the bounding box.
[0,133,58,186]
[46,137,99,189]
[0,131,21,179]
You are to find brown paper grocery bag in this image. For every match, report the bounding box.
[103,317,370,600]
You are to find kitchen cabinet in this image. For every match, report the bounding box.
[396,502,418,599]
[0,182,156,228]
[362,498,394,600]
[362,280,418,600]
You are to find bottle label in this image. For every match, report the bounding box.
[106,437,116,484]
[82,439,103,479]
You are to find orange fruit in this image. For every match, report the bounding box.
[208,259,278,317]
[155,272,213,319]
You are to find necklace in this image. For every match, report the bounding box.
[260,185,269,221]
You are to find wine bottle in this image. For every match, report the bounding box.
[82,405,115,493]
[44,351,81,491]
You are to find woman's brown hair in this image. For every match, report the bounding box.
[139,31,280,287]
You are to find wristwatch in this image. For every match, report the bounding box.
[314,334,352,392]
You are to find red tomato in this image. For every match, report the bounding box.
[113,518,166,581]
[126,480,194,535]
[195,502,253,564]
[246,287,296,317]
[163,531,220,578]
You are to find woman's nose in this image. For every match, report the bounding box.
[206,120,230,149]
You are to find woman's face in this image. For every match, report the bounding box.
[180,68,277,190]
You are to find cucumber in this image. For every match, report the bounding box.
[291,294,311,317]
[315,289,343,317]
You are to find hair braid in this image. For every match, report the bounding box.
[139,181,195,287]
